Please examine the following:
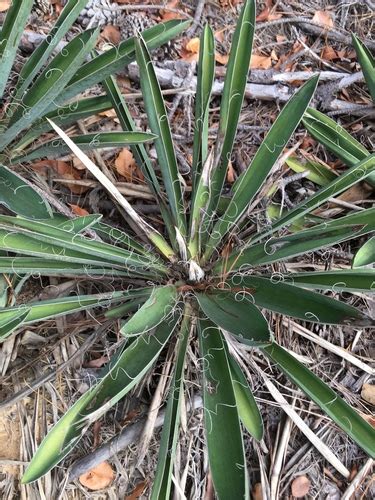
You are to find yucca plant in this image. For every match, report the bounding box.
[0,0,374,497]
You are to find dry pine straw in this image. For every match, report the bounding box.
[1,0,375,498]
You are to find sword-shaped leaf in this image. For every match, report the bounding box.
[219,223,370,271]
[151,305,191,500]
[191,24,215,189]
[1,29,100,149]
[352,34,375,104]
[14,96,113,152]
[0,308,30,341]
[0,165,52,219]
[120,285,178,336]
[0,291,131,330]
[14,0,89,96]
[204,0,255,223]
[251,154,375,244]
[203,76,318,261]
[12,131,156,163]
[353,236,375,268]
[288,269,375,292]
[198,320,248,499]
[54,20,190,107]
[102,76,178,248]
[226,275,373,326]
[196,291,270,346]
[228,355,263,441]
[22,319,177,483]
[262,343,375,458]
[135,36,186,235]
[0,0,33,99]
[0,257,133,278]
[302,108,369,168]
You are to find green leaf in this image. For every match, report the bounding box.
[220,223,371,270]
[14,0,89,97]
[225,275,373,326]
[135,36,186,235]
[151,304,191,500]
[286,156,337,186]
[102,76,179,248]
[353,236,375,267]
[53,20,190,107]
[102,76,161,194]
[22,319,177,483]
[198,320,248,500]
[0,307,30,341]
[12,131,156,163]
[302,107,373,185]
[13,96,113,152]
[104,291,151,319]
[252,154,375,244]
[0,165,52,219]
[1,29,100,149]
[0,291,131,328]
[196,291,270,346]
[228,355,263,441]
[120,285,178,336]
[203,75,319,261]
[0,0,33,99]
[288,269,375,292]
[0,257,132,278]
[262,343,375,458]
[0,215,166,273]
[352,34,375,104]
[205,0,255,222]
[191,24,215,189]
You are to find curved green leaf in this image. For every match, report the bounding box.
[0,0,33,99]
[252,154,375,244]
[120,285,178,336]
[220,223,370,271]
[203,75,319,261]
[54,20,190,107]
[151,305,191,500]
[205,0,255,222]
[14,0,89,97]
[352,34,375,104]
[22,318,177,483]
[228,355,263,441]
[225,275,373,326]
[12,131,157,163]
[262,343,375,458]
[192,24,215,188]
[196,291,270,346]
[0,307,30,341]
[198,320,248,500]
[302,107,369,168]
[288,269,375,292]
[353,236,375,267]
[135,36,186,235]
[1,29,100,149]
[0,165,52,219]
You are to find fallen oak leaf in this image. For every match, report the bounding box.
[291,475,311,498]
[251,53,273,69]
[69,204,89,216]
[79,461,115,491]
[0,1,10,12]
[312,10,334,29]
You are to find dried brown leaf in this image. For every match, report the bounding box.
[79,462,115,491]
[361,384,375,405]
[291,475,311,498]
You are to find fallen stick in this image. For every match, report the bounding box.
[68,394,203,481]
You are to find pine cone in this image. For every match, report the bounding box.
[77,0,122,29]
[119,12,156,40]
